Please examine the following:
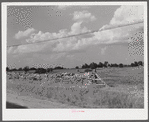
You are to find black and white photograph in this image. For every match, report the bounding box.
[2,2,148,120]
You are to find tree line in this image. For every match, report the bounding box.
[6,66,64,73]
[7,61,143,73]
[76,61,144,69]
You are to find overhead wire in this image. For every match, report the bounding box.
[7,21,143,48]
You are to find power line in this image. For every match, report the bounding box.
[7,21,143,48]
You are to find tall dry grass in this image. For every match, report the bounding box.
[7,78,143,108]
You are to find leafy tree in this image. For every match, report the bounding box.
[6,67,9,71]
[134,61,139,67]
[18,68,23,71]
[75,66,79,69]
[138,61,143,66]
[82,63,89,69]
[23,66,29,72]
[103,61,108,68]
[131,63,135,67]
[36,68,46,74]
[47,68,53,72]
[12,68,17,71]
[123,64,128,67]
[114,63,118,67]
[110,63,118,67]
[110,63,114,67]
[119,63,124,68]
[98,62,103,68]
[89,62,98,69]
[29,67,36,70]
[54,66,64,69]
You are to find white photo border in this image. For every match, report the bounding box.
[2,2,148,120]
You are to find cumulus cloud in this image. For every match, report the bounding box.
[26,29,69,43]
[9,43,49,54]
[11,5,144,55]
[11,21,90,54]
[93,24,143,44]
[72,10,96,22]
[26,21,90,43]
[52,37,77,52]
[110,5,144,25]
[15,28,35,40]
[7,47,14,54]
[69,21,89,35]
[93,5,144,44]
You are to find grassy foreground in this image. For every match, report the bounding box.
[7,77,143,108]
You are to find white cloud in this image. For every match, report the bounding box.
[11,5,144,55]
[15,28,35,40]
[7,47,13,54]
[26,29,69,43]
[93,5,144,44]
[52,37,77,52]
[25,21,90,43]
[69,21,89,35]
[11,43,48,54]
[72,10,96,22]
[11,21,90,54]
[110,5,144,25]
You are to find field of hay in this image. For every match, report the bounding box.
[6,67,144,108]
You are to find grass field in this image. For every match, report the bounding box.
[7,67,144,108]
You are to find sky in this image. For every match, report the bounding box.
[7,5,144,68]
